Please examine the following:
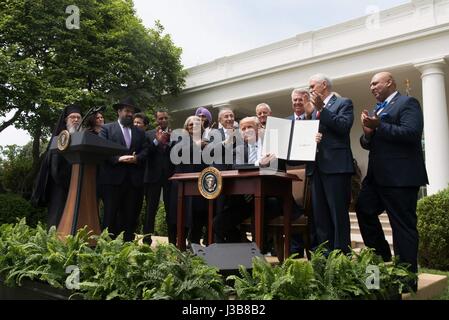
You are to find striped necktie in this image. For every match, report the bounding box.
[248,144,257,164]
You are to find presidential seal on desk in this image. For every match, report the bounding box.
[198,167,222,199]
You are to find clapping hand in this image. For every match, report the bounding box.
[156,127,171,144]
[361,109,380,132]
[310,92,324,112]
[303,94,315,118]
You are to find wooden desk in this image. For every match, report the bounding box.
[170,170,298,259]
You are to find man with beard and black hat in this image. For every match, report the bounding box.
[31,104,82,228]
[98,97,148,241]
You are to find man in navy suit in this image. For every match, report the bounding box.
[305,74,355,254]
[143,110,174,245]
[98,97,148,241]
[287,88,309,121]
[356,72,428,279]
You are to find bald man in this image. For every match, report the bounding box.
[356,72,428,285]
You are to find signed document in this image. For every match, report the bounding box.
[262,116,319,161]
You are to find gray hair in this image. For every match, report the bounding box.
[183,115,200,131]
[291,88,309,98]
[309,73,333,90]
[218,108,234,121]
[255,103,271,113]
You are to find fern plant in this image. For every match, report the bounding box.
[229,244,416,300]
[0,219,226,300]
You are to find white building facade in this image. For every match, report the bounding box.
[167,0,449,195]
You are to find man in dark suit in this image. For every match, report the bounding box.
[287,88,309,121]
[98,97,148,241]
[143,110,174,245]
[213,116,279,244]
[356,72,428,279]
[211,108,237,169]
[286,89,315,256]
[305,74,355,254]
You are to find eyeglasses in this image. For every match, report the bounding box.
[67,115,81,120]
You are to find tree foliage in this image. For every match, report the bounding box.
[0,0,186,171]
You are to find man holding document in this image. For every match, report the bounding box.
[305,74,355,254]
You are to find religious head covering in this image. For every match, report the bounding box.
[52,103,83,137]
[112,96,141,113]
[31,103,82,207]
[195,107,212,124]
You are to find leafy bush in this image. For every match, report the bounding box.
[228,246,416,300]
[0,144,35,197]
[417,187,449,270]
[0,193,46,227]
[0,219,226,300]
[154,203,168,236]
[135,201,168,237]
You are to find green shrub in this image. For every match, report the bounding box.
[154,203,168,236]
[228,246,416,300]
[417,187,449,270]
[0,144,35,197]
[0,219,226,300]
[135,201,168,237]
[0,193,46,227]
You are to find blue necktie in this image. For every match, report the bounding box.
[375,101,388,115]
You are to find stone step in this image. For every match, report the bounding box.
[350,220,392,230]
[349,212,393,242]
[349,212,390,223]
[403,274,448,300]
[351,226,392,237]
[351,234,394,252]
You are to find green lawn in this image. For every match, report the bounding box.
[419,268,449,300]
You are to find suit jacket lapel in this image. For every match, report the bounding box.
[219,128,226,141]
[113,122,127,147]
[312,95,337,119]
[130,127,138,150]
[381,92,401,115]
[325,94,338,111]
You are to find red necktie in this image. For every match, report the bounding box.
[316,111,321,119]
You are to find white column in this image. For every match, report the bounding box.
[416,59,449,195]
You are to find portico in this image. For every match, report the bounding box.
[167,0,449,195]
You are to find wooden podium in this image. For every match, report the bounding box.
[49,131,126,241]
[170,170,298,259]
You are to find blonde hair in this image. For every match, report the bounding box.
[183,115,201,131]
[239,116,260,128]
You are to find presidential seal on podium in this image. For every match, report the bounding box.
[57,130,71,151]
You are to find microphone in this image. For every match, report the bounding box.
[92,105,106,113]
[77,106,106,132]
